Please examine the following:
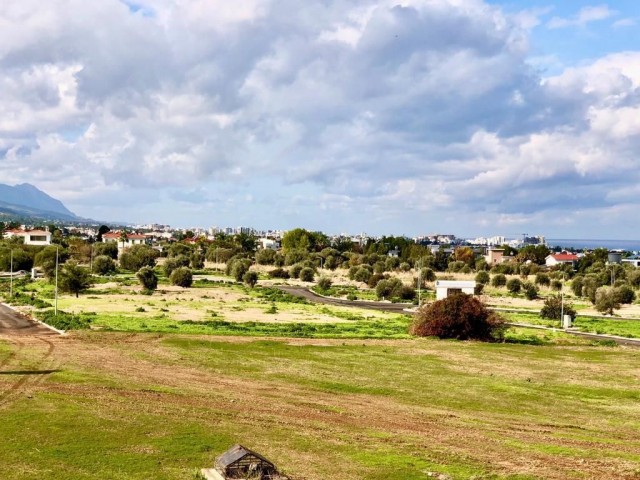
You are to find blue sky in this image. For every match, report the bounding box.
[0,0,639,238]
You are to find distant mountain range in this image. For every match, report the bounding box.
[0,183,80,222]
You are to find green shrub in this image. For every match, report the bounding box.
[615,285,635,304]
[595,287,620,315]
[243,271,259,288]
[523,282,538,300]
[268,268,290,279]
[170,267,193,288]
[37,309,92,330]
[136,266,158,291]
[317,277,332,291]
[535,273,551,287]
[540,295,576,321]
[491,274,507,287]
[299,267,315,282]
[506,278,521,294]
[475,271,490,285]
[93,255,116,275]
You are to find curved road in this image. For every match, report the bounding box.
[0,303,58,336]
[277,286,413,313]
[277,286,640,347]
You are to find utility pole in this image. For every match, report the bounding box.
[9,249,13,298]
[560,272,564,328]
[416,259,422,307]
[54,246,59,316]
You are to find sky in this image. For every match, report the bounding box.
[0,0,639,238]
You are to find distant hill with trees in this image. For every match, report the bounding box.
[0,183,80,222]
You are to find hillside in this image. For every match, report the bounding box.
[0,183,79,221]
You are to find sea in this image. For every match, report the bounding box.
[546,239,640,252]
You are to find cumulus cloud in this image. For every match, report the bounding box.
[0,0,639,235]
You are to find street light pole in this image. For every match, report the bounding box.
[54,246,59,316]
[417,259,422,307]
[560,272,564,328]
[9,249,13,298]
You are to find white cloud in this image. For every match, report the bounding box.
[547,4,616,29]
[0,0,639,235]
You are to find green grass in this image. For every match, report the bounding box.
[501,311,640,338]
[1,333,639,479]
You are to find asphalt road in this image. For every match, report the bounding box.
[0,303,58,336]
[277,286,413,313]
[277,286,640,347]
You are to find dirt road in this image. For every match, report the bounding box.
[0,303,60,409]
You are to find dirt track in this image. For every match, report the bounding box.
[0,303,60,409]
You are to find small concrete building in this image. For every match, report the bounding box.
[484,248,505,265]
[435,280,476,300]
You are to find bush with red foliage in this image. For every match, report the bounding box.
[410,293,505,341]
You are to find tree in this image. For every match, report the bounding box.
[410,294,505,341]
[93,255,116,275]
[375,277,404,300]
[243,270,259,288]
[227,257,252,282]
[535,273,551,287]
[58,261,93,297]
[540,295,576,321]
[97,225,110,242]
[299,267,315,282]
[595,287,620,315]
[119,245,158,271]
[136,266,158,292]
[506,278,522,294]
[281,228,328,253]
[453,246,475,267]
[170,267,193,288]
[256,248,277,265]
[164,254,190,277]
[34,246,69,279]
[475,271,490,285]
[615,285,635,304]
[94,242,119,260]
[571,276,584,297]
[491,274,507,287]
[523,282,538,300]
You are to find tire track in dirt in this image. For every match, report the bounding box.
[0,336,58,408]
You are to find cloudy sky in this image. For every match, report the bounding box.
[1,1,639,238]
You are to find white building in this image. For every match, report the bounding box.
[435,280,476,300]
[4,229,52,246]
[102,231,147,249]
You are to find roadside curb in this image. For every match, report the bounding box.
[0,302,65,335]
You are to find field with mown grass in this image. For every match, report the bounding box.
[0,331,639,479]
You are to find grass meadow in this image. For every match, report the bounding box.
[1,273,640,479]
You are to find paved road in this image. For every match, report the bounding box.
[277,286,413,313]
[278,287,640,347]
[0,303,58,336]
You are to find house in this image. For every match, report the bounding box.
[102,231,147,249]
[201,445,289,480]
[484,248,505,265]
[622,255,640,268]
[387,248,401,258]
[4,229,52,246]
[258,237,279,250]
[545,252,579,267]
[435,280,476,300]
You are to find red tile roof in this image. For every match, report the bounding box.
[551,253,579,261]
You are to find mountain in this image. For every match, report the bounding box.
[0,183,79,221]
